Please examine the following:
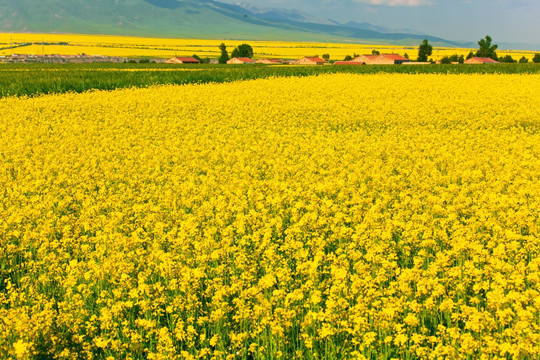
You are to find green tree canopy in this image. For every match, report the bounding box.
[499,55,516,63]
[417,39,433,62]
[232,43,254,59]
[476,35,498,60]
[440,56,452,64]
[218,43,229,64]
[192,54,210,64]
[533,53,540,63]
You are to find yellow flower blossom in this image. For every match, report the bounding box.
[0,73,539,359]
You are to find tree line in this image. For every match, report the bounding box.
[191,38,540,65]
[338,36,540,64]
[218,43,254,64]
[422,35,540,64]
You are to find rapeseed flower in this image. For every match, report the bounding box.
[0,73,539,359]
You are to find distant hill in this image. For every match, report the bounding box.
[0,0,465,46]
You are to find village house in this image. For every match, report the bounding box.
[377,54,411,64]
[295,57,326,65]
[227,57,255,64]
[166,57,200,64]
[256,58,284,64]
[352,54,410,65]
[350,55,378,64]
[464,57,499,64]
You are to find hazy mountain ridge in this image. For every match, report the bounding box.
[0,0,467,46]
[233,2,337,25]
[234,3,425,35]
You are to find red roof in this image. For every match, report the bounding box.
[174,57,200,63]
[302,57,325,63]
[380,54,410,61]
[353,55,378,60]
[466,57,499,63]
[235,57,255,63]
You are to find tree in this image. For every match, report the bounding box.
[417,39,433,62]
[192,54,210,64]
[232,43,254,59]
[231,48,241,58]
[466,51,474,60]
[448,54,459,62]
[322,53,330,61]
[442,54,463,64]
[440,56,452,64]
[519,56,529,64]
[499,55,516,63]
[344,55,353,61]
[372,50,380,55]
[532,53,540,63]
[404,53,409,59]
[218,43,229,64]
[476,35,498,60]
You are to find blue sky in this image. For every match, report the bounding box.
[229,0,540,47]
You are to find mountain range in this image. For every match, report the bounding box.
[0,0,470,47]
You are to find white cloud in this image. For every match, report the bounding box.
[353,0,433,6]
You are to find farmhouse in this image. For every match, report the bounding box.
[166,57,200,64]
[351,55,378,64]
[353,54,410,65]
[464,57,499,64]
[227,57,255,64]
[296,57,326,65]
[377,54,411,64]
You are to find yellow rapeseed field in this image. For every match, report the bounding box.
[1,73,540,359]
[0,33,536,61]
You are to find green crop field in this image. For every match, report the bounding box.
[1,63,539,98]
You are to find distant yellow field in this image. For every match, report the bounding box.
[0,33,537,61]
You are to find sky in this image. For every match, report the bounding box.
[228,0,540,48]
